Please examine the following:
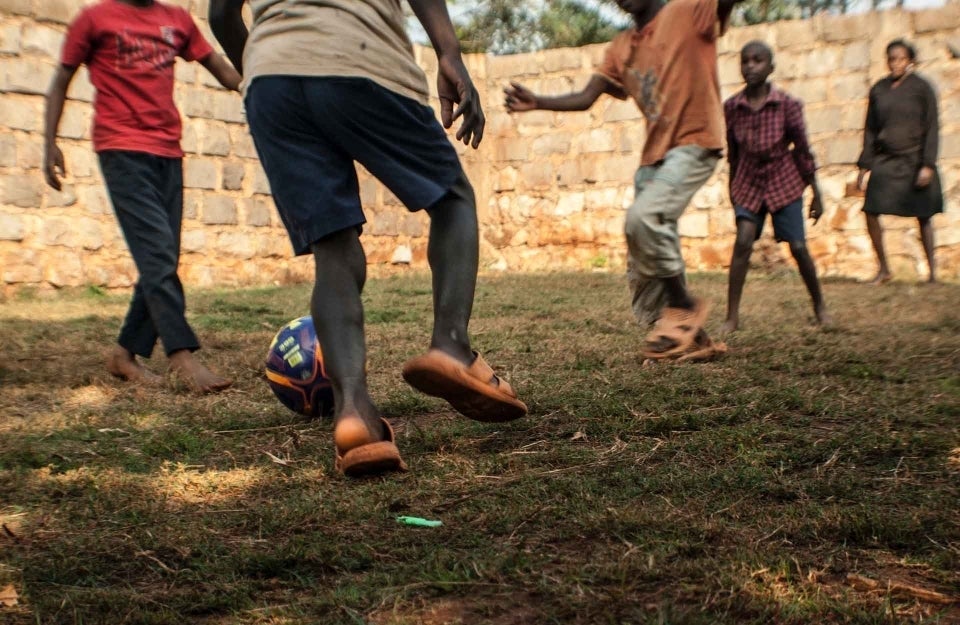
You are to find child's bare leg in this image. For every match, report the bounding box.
[167,350,231,393]
[107,346,161,384]
[721,219,757,334]
[919,216,936,283]
[308,228,385,444]
[789,241,832,326]
[424,171,477,366]
[865,213,891,284]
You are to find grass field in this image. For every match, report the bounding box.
[1,271,958,624]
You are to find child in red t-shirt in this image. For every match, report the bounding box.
[44,0,242,392]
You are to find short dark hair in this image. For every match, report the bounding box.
[886,38,917,61]
[740,40,774,63]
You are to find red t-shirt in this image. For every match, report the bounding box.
[60,0,213,157]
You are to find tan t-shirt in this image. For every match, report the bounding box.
[597,0,727,166]
[243,0,430,104]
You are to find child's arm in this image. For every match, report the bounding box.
[856,89,879,191]
[505,75,620,113]
[43,64,80,191]
[408,0,483,148]
[209,0,247,75]
[784,97,823,223]
[199,53,242,92]
[916,78,938,188]
[724,104,739,201]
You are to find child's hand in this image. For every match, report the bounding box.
[856,168,869,191]
[504,82,537,112]
[43,144,66,191]
[915,165,934,188]
[437,53,484,149]
[809,193,823,224]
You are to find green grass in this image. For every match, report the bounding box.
[0,272,958,624]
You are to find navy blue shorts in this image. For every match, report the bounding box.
[245,76,463,255]
[735,198,805,243]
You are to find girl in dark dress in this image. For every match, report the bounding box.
[856,39,943,284]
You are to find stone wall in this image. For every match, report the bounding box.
[1,1,958,294]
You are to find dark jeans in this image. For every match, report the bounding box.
[99,150,199,358]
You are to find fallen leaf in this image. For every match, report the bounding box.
[570,431,588,442]
[0,585,18,607]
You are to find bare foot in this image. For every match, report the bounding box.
[815,305,833,328]
[719,318,739,335]
[168,350,232,393]
[106,347,162,385]
[867,271,892,285]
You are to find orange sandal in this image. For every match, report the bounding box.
[402,350,527,423]
[641,298,711,360]
[334,417,407,477]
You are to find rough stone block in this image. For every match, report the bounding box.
[784,79,827,104]
[1,174,43,207]
[216,232,256,259]
[602,98,641,123]
[46,185,77,207]
[400,213,425,237]
[822,133,862,165]
[221,162,244,190]
[494,166,519,192]
[820,13,876,42]
[498,138,529,162]
[829,74,870,102]
[841,41,871,72]
[21,23,63,58]
[369,210,398,236]
[1,57,55,95]
[775,19,818,49]
[804,105,843,135]
[939,133,960,160]
[78,185,111,215]
[179,86,215,119]
[253,164,272,195]
[244,196,272,226]
[0,95,39,131]
[518,161,554,189]
[556,161,582,188]
[532,132,572,157]
[59,100,91,139]
[0,0,31,16]
[181,229,206,253]
[183,189,201,220]
[76,217,103,250]
[45,251,84,287]
[359,175,378,207]
[35,0,76,24]
[184,158,217,190]
[914,5,960,33]
[16,135,42,169]
[202,195,237,224]
[201,121,231,156]
[213,90,244,123]
[40,216,74,246]
[0,134,15,167]
[3,249,44,283]
[181,120,199,154]
[66,67,95,103]
[801,46,842,78]
[543,48,585,73]
[174,60,197,85]
[551,193,584,217]
[579,128,615,153]
[0,23,21,54]
[230,128,258,159]
[0,212,25,240]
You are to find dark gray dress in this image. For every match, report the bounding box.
[857,73,943,218]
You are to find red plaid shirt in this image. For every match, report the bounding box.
[724,87,817,213]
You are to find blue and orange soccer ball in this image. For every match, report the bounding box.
[265,316,335,418]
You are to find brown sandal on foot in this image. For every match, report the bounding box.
[641,298,711,360]
[402,350,527,423]
[334,417,407,477]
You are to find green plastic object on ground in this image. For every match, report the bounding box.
[396,516,442,527]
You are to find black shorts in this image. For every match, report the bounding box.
[245,76,463,255]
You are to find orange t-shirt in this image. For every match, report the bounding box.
[597,0,728,166]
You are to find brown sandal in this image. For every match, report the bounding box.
[334,417,407,477]
[641,298,711,360]
[402,350,527,423]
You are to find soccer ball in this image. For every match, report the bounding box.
[265,316,335,418]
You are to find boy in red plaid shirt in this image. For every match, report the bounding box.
[721,41,831,334]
